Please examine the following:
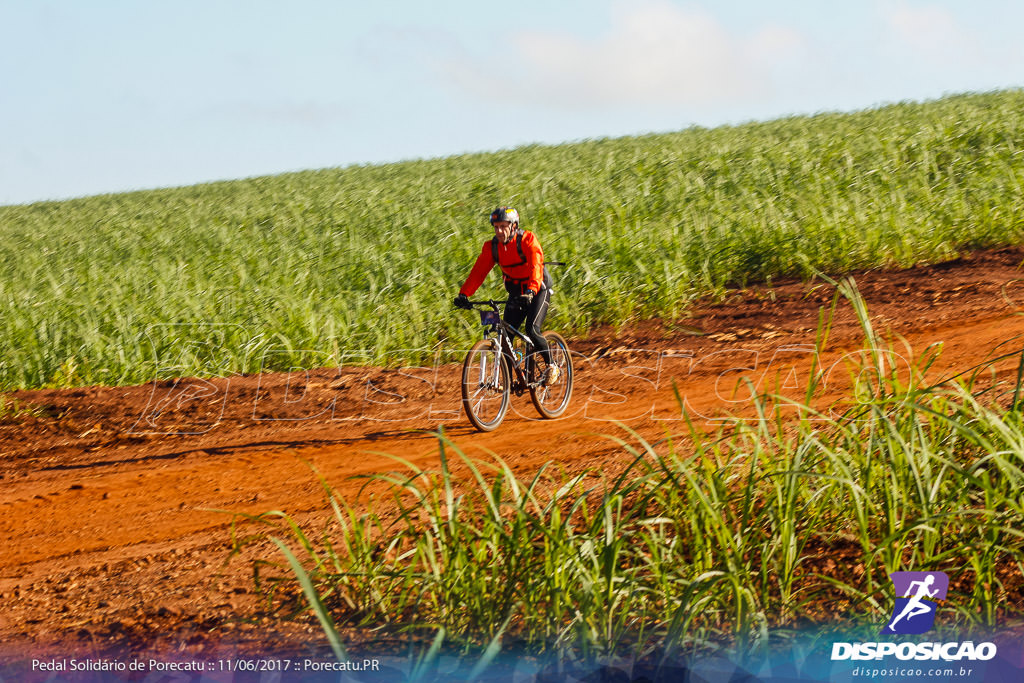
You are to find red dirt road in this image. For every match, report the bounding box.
[4,247,1024,662]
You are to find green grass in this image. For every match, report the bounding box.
[233,282,1024,664]
[3,90,1024,389]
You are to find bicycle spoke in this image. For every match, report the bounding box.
[461,340,510,431]
[529,332,573,419]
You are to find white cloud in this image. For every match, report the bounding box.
[879,1,974,60]
[446,0,806,110]
[872,1,1024,95]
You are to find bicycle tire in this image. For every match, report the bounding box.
[461,339,511,432]
[529,331,573,419]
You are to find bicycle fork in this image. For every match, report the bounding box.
[478,340,503,391]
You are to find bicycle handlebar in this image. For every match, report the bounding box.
[458,298,537,349]
[465,299,503,310]
[453,297,507,312]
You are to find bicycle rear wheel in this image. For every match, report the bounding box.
[461,339,511,431]
[529,331,573,419]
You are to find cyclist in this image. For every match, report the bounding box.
[454,206,559,385]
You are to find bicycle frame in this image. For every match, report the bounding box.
[470,299,541,395]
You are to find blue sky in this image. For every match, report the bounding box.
[2,0,1023,206]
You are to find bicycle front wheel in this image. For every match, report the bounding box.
[529,331,573,419]
[461,339,511,432]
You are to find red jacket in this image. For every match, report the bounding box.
[459,231,545,296]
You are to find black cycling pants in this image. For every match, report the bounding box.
[503,286,552,365]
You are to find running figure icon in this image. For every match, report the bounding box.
[882,571,949,635]
[888,575,938,631]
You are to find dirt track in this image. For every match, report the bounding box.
[4,246,1024,663]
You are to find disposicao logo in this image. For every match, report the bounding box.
[882,571,948,635]
[830,569,998,662]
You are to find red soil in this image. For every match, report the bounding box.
[3,246,1024,663]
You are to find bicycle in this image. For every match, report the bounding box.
[458,298,574,432]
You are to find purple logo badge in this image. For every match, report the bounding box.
[882,571,949,635]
